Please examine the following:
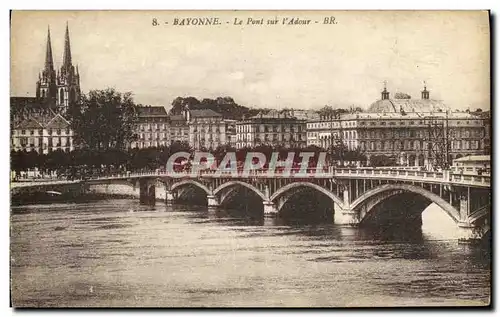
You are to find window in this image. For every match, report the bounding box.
[57,129,61,135]
[21,130,26,135]
[65,128,70,135]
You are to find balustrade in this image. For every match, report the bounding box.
[11,166,490,188]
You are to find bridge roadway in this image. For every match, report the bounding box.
[11,168,491,243]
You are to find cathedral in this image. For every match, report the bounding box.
[35,23,81,113]
[11,23,81,154]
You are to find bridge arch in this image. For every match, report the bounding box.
[171,179,211,195]
[350,183,461,223]
[269,182,343,209]
[213,181,267,202]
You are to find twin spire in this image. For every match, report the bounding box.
[44,22,73,73]
[44,26,54,72]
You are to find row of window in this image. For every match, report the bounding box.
[238,134,304,141]
[17,128,71,136]
[236,125,304,133]
[307,128,484,140]
[357,140,481,151]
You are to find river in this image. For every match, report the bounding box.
[10,199,490,307]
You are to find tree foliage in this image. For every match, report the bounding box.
[394,92,412,99]
[369,154,397,167]
[168,96,261,120]
[70,88,139,151]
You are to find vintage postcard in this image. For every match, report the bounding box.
[9,10,491,308]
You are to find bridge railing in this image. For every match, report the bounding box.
[450,166,491,176]
[11,167,490,188]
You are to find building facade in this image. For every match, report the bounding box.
[187,108,227,150]
[11,113,75,154]
[305,85,489,168]
[236,110,307,149]
[130,106,170,149]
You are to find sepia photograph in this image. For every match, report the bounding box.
[9,10,491,308]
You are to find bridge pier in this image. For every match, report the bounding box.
[207,195,219,207]
[139,182,155,205]
[457,222,483,243]
[335,209,360,226]
[459,194,469,221]
[166,190,175,205]
[263,201,278,217]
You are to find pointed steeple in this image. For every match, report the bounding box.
[44,26,54,72]
[62,22,72,69]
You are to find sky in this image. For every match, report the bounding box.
[10,10,490,111]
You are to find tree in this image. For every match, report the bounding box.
[169,97,201,115]
[70,88,139,151]
[168,96,257,120]
[369,154,397,167]
[318,106,349,118]
[394,92,411,99]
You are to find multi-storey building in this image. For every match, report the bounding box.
[188,108,227,150]
[130,106,170,149]
[224,119,237,148]
[11,112,75,154]
[305,85,489,168]
[165,106,231,150]
[236,110,307,149]
[307,115,356,150]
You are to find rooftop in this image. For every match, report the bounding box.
[190,109,222,118]
[454,155,490,163]
[137,106,168,117]
[368,98,450,113]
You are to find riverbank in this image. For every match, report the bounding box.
[10,191,139,207]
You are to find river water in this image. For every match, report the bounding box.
[10,199,490,307]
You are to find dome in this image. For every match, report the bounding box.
[368,98,449,113]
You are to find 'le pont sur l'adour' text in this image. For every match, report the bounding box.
[168,17,337,26]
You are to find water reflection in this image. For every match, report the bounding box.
[10,199,490,307]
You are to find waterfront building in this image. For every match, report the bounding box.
[224,119,237,148]
[236,110,307,149]
[187,108,227,150]
[130,106,170,149]
[305,84,489,168]
[11,112,75,154]
[166,106,230,150]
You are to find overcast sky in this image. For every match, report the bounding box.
[10,10,490,110]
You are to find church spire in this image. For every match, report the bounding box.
[45,26,54,72]
[62,22,72,69]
